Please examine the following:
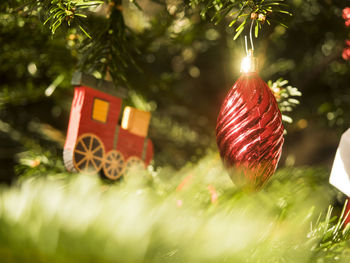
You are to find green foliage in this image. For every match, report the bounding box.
[1,153,350,262]
[11,0,293,85]
[268,78,301,124]
[24,0,103,36]
[78,5,139,83]
[264,1,349,131]
[13,0,141,84]
[15,150,66,178]
[309,203,350,259]
[191,0,292,40]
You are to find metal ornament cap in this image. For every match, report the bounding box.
[216,72,284,189]
[241,49,258,73]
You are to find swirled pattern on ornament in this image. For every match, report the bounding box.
[216,72,284,189]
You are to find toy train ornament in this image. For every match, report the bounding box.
[63,72,153,180]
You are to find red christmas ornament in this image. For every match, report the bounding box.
[343,7,350,21]
[343,40,350,61]
[216,50,284,189]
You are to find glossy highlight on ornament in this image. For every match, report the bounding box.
[216,70,284,189]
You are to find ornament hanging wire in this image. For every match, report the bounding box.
[244,19,255,55]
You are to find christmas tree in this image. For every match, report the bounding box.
[1,0,350,262]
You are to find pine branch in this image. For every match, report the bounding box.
[191,0,292,40]
[77,1,141,85]
[268,78,301,125]
[18,0,104,36]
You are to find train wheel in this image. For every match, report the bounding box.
[73,133,105,173]
[103,150,125,180]
[123,156,145,175]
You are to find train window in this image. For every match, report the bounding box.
[92,98,109,123]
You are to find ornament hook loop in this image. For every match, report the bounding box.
[244,19,255,55]
[241,20,257,73]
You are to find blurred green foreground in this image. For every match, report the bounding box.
[0,153,350,263]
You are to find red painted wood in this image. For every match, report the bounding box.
[64,85,154,171]
[145,139,154,166]
[78,86,122,153]
[64,88,85,151]
[115,128,145,161]
[64,86,122,153]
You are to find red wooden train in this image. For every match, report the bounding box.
[63,73,153,180]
